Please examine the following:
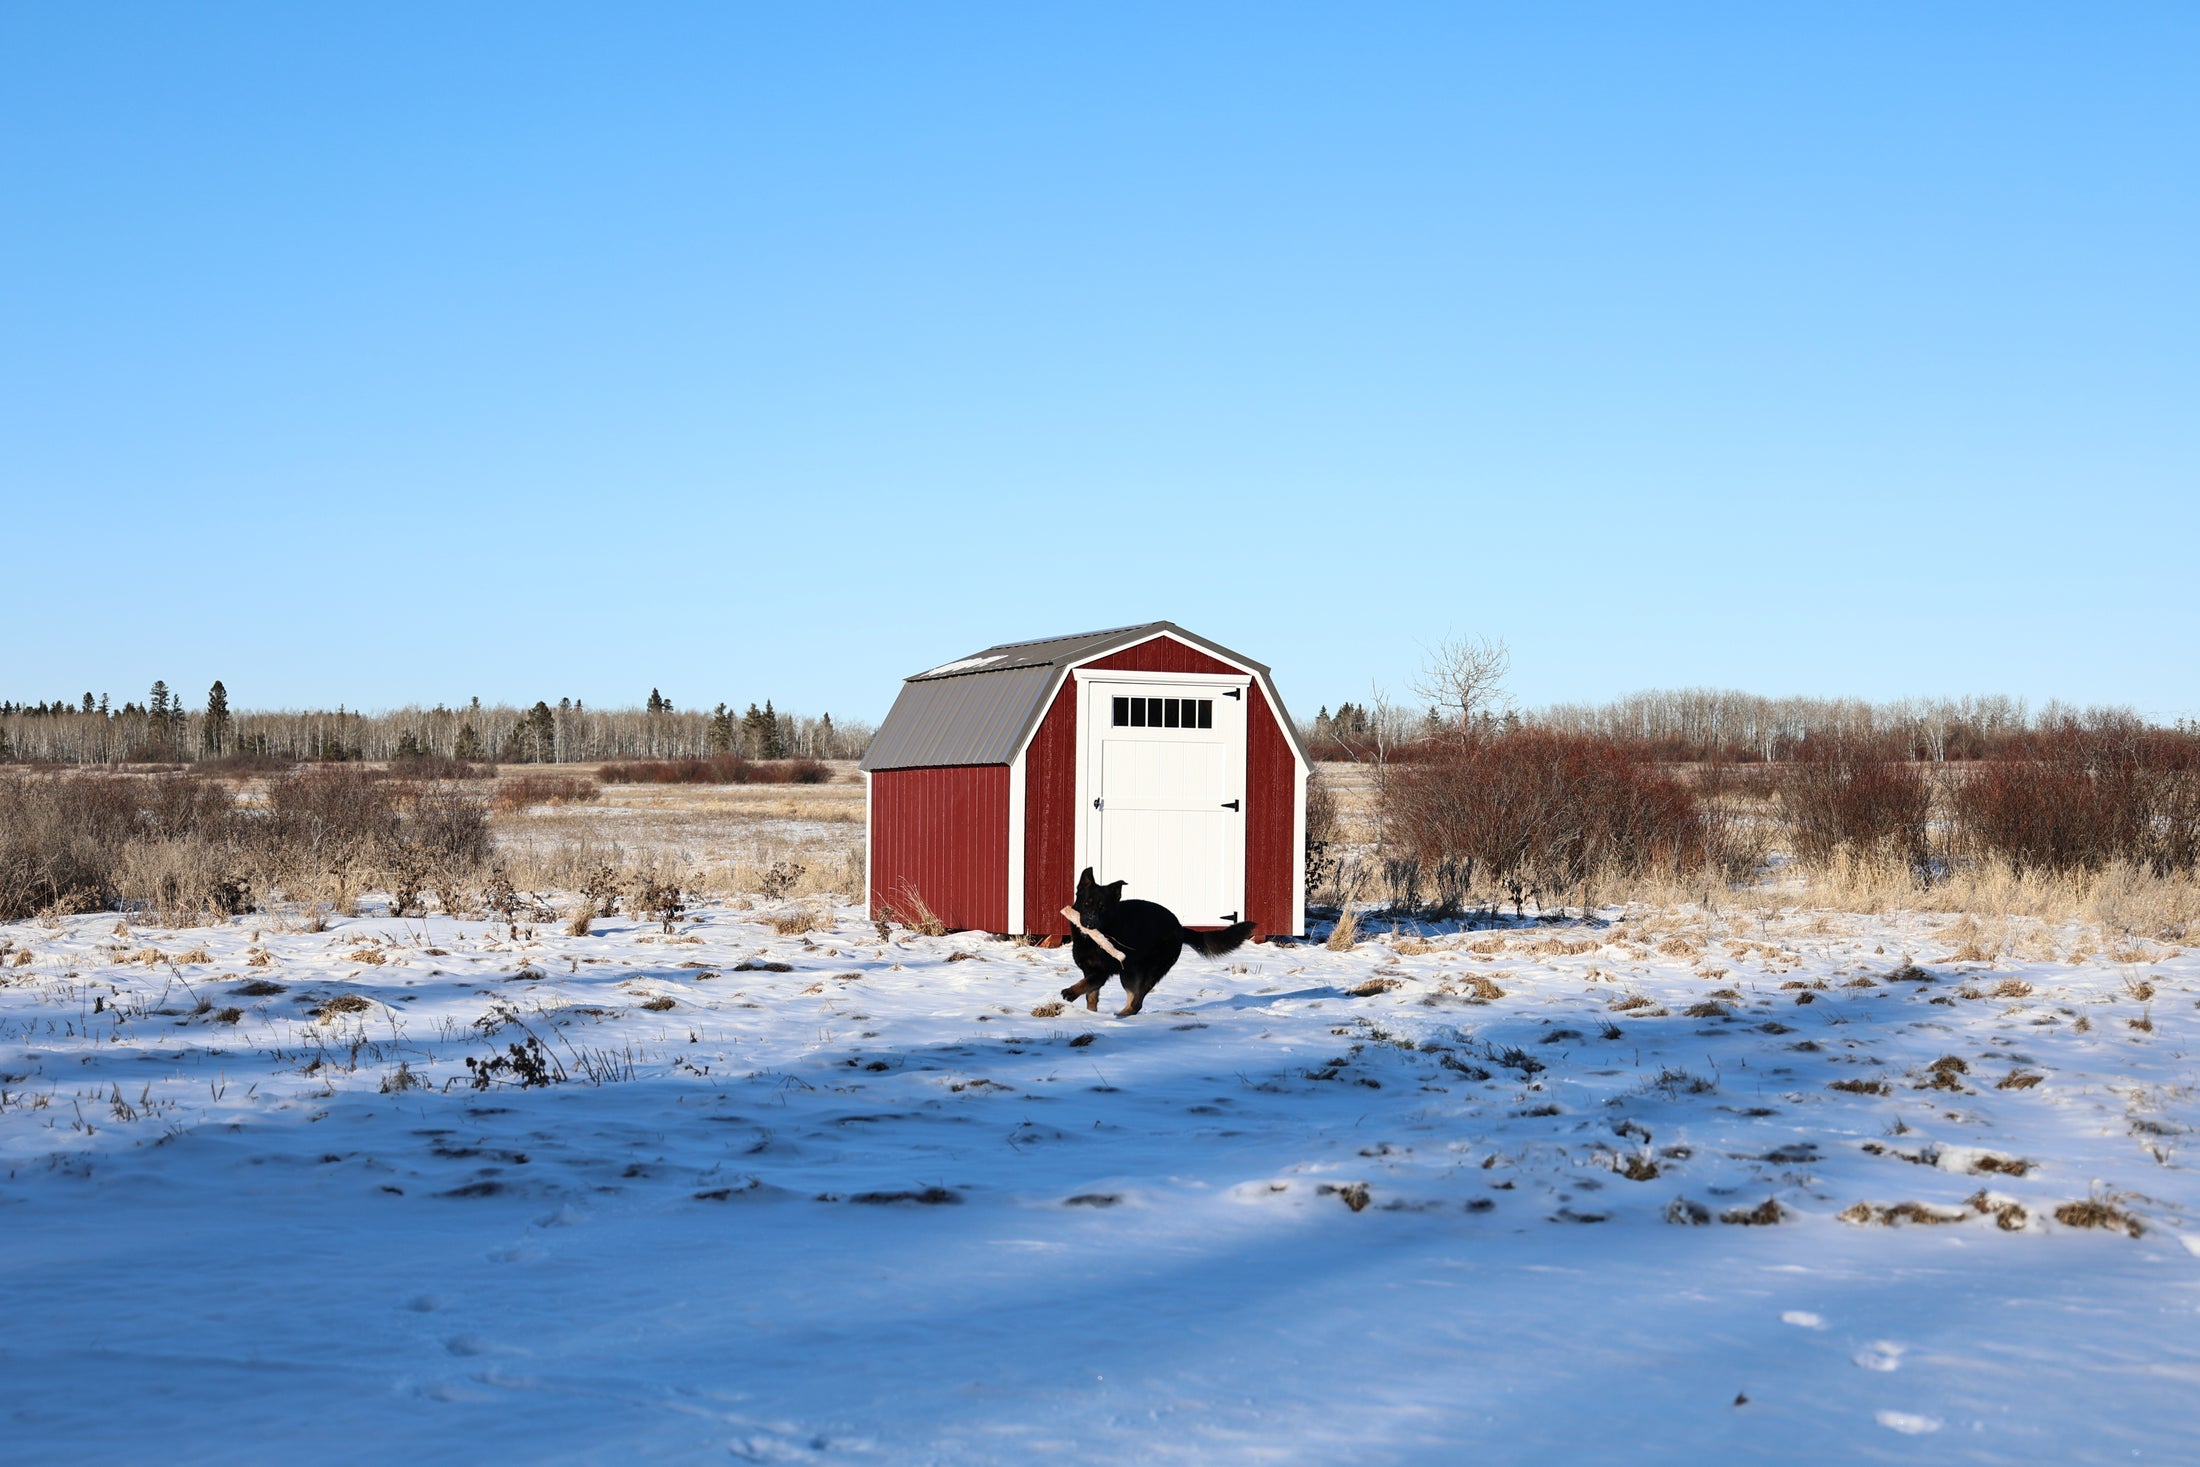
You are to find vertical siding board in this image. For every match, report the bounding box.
[1022,681,1079,936]
[1243,681,1295,937]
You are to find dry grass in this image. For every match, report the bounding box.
[2055,1197,2145,1237]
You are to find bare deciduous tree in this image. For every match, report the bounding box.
[1413,635,1512,734]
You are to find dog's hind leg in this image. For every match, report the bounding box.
[1115,963,1160,1017]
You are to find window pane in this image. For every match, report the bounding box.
[1130,697,1146,726]
[1197,699,1212,728]
[1146,697,1162,726]
[1164,698,1181,728]
[1112,696,1128,727]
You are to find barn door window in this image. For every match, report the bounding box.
[1111,695,1213,729]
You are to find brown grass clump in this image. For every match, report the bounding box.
[1964,1192,2029,1230]
[769,906,829,936]
[1349,977,1400,997]
[2123,976,2157,1002]
[2054,1198,2144,1237]
[1609,994,1653,1011]
[1325,902,1362,951]
[1029,1000,1066,1018]
[1682,1000,1730,1019]
[173,944,213,964]
[1996,1070,2044,1090]
[231,979,285,997]
[310,993,373,1020]
[1828,1078,1891,1096]
[640,995,676,1011]
[1720,1199,1784,1226]
[1990,978,2034,998]
[347,948,386,965]
[1466,936,1509,955]
[1462,973,1504,1001]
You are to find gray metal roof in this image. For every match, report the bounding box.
[862,622,1310,772]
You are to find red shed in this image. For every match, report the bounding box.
[862,622,1310,938]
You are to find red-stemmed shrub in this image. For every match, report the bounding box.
[1776,736,1932,871]
[596,756,829,786]
[1953,724,2200,875]
[1380,730,1706,912]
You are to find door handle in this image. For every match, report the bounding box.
[1221,800,1239,811]
[1093,797,1104,810]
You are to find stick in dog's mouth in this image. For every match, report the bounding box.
[1059,904,1127,963]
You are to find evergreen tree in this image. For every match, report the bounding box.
[203,680,231,756]
[454,721,482,761]
[761,699,786,759]
[708,702,735,755]
[647,689,665,715]
[81,693,94,714]
[148,680,175,757]
[818,713,835,758]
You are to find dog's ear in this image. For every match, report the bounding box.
[1101,879,1125,908]
[1076,867,1095,898]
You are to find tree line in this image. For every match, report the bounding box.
[0,683,873,766]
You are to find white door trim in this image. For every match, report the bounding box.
[1070,669,1249,921]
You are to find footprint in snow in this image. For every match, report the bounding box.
[1875,1410,1941,1434]
[1854,1341,1906,1372]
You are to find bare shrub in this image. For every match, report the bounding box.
[1953,724,2200,876]
[598,756,830,786]
[1303,768,1341,906]
[1777,736,1931,872]
[493,774,600,812]
[1381,730,1706,914]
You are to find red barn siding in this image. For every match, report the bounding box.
[1082,638,1239,677]
[1243,680,1297,937]
[1022,680,1080,938]
[869,765,1009,934]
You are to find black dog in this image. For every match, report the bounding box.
[1059,867,1256,1017]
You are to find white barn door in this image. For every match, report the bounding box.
[1076,672,1247,925]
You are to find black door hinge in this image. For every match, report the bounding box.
[1092,796,1104,810]
[1224,688,1242,700]
[1221,799,1240,811]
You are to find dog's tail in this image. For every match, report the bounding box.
[1181,920,1256,958]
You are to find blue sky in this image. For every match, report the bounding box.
[5,4,2194,724]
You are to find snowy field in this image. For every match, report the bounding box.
[2,900,2197,1464]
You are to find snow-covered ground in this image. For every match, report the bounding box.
[2,901,2196,1464]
